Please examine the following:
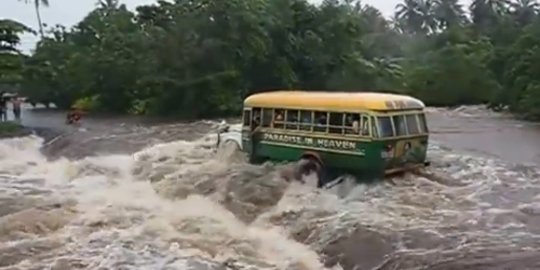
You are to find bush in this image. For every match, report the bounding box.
[0,121,26,138]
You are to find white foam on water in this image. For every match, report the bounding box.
[0,134,336,270]
[1,113,540,269]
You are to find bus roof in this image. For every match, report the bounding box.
[244,91,425,111]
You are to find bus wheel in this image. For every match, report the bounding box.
[295,157,327,188]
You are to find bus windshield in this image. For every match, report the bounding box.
[375,112,427,138]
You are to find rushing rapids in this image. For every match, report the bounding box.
[0,107,540,270]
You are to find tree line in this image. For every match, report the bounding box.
[2,0,540,120]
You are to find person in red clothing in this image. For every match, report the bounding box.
[66,106,83,125]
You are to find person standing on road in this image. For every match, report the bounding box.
[11,96,22,122]
[0,92,7,122]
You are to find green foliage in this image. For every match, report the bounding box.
[0,19,33,92]
[12,0,540,120]
[73,95,100,111]
[0,121,26,138]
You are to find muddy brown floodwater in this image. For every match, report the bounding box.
[427,106,540,166]
[0,105,539,270]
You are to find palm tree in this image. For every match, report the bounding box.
[98,0,118,9]
[19,0,49,38]
[395,0,437,34]
[433,0,467,29]
[0,19,34,53]
[469,0,510,31]
[509,0,539,26]
[359,5,388,33]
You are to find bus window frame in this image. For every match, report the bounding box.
[285,109,300,130]
[369,110,427,139]
[404,113,420,135]
[313,111,329,133]
[328,112,344,135]
[370,116,379,138]
[392,114,408,136]
[299,110,313,131]
[251,107,262,130]
[273,108,285,129]
[376,115,395,138]
[242,108,252,128]
[360,114,370,137]
[417,113,428,133]
[261,108,273,128]
[342,113,365,137]
[245,107,378,139]
[244,105,435,140]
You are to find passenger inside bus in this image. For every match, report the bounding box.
[300,111,312,130]
[274,110,283,121]
[274,110,284,128]
[287,111,298,122]
[314,112,327,132]
[345,114,360,134]
[317,114,327,125]
[252,110,261,130]
[361,118,370,136]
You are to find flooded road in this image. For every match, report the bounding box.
[427,106,540,165]
[0,105,539,270]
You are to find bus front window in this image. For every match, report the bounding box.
[377,116,394,137]
[418,113,428,133]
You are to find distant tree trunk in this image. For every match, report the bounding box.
[34,0,44,38]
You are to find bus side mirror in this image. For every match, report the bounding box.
[217,120,231,133]
[218,124,230,133]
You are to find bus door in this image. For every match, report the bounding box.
[242,107,262,154]
[241,108,252,151]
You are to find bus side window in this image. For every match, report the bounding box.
[300,110,312,131]
[418,113,428,133]
[286,110,299,130]
[360,114,370,136]
[371,116,379,137]
[329,113,343,134]
[252,108,262,130]
[274,109,284,129]
[377,116,394,137]
[392,115,407,136]
[405,114,420,134]
[243,109,251,127]
[314,112,328,132]
[262,109,273,127]
[344,113,360,134]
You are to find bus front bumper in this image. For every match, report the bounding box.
[384,161,430,176]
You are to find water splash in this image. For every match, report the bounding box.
[0,118,539,269]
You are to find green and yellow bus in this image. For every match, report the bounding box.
[217,91,430,187]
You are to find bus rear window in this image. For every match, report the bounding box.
[377,116,394,137]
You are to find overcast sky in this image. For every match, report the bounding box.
[0,0,471,53]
